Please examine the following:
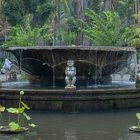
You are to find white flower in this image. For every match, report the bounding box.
[20,90,24,95]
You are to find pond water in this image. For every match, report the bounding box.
[0,109,140,140]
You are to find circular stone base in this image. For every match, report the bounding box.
[0,126,28,134]
[129,126,140,132]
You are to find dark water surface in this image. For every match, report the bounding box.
[0,109,140,140]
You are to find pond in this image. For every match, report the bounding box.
[0,109,140,140]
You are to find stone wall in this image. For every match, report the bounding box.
[0,88,140,112]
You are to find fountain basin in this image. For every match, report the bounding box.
[6,46,137,87]
[0,87,140,112]
[2,46,138,111]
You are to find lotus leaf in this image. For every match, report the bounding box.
[9,122,20,131]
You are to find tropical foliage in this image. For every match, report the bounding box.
[128,9,140,48]
[83,9,131,46]
[128,27,140,47]
[0,0,140,46]
[1,0,54,26]
[3,15,51,47]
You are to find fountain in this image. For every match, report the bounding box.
[5,46,137,88]
[0,46,140,112]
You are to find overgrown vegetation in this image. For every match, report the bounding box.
[0,0,140,46]
[0,90,36,131]
[83,9,132,46]
[3,15,51,47]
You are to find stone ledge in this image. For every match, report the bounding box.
[0,88,140,112]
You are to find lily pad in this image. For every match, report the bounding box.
[0,126,28,134]
[129,126,140,132]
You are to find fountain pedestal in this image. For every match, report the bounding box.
[65,86,76,92]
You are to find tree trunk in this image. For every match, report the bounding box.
[75,0,84,45]
[134,0,140,24]
[104,0,112,10]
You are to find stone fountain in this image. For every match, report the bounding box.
[1,46,140,112]
[6,46,137,88]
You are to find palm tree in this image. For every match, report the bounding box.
[49,0,74,45]
[0,1,11,42]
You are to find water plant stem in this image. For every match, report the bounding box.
[0,113,2,125]
[8,114,10,125]
[17,95,22,125]
[138,120,140,128]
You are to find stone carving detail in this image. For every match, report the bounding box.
[8,65,18,81]
[129,55,137,82]
[65,60,76,89]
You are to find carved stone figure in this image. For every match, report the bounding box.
[137,59,140,72]
[8,65,17,81]
[65,60,76,89]
[8,71,17,81]
[128,56,137,82]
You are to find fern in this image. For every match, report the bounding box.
[128,27,140,47]
[83,9,131,46]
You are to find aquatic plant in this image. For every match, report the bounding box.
[0,90,36,132]
[136,113,140,128]
[129,113,140,132]
[0,104,5,124]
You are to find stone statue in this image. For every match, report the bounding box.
[8,64,18,81]
[137,59,140,72]
[65,60,76,89]
[129,59,137,82]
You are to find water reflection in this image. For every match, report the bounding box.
[0,110,140,140]
[64,130,77,140]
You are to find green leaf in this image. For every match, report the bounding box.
[7,107,25,114]
[21,102,30,110]
[23,112,31,121]
[136,113,140,120]
[0,126,4,129]
[83,9,129,46]
[9,122,20,131]
[0,105,5,112]
[17,107,25,114]
[29,123,36,128]
[7,108,18,114]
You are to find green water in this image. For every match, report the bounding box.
[0,109,140,140]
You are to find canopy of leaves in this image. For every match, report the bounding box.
[2,0,54,26]
[128,27,140,47]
